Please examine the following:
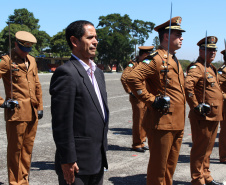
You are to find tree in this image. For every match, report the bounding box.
[32,29,51,54]
[7,8,40,30]
[152,36,160,50]
[96,14,155,70]
[50,30,70,58]
[0,24,30,54]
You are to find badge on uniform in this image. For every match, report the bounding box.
[143,59,151,64]
[218,71,223,75]
[0,59,1,63]
[128,64,134,67]
[11,63,19,71]
[190,66,196,69]
[137,89,142,95]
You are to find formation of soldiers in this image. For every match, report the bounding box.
[121,16,226,185]
[0,15,226,185]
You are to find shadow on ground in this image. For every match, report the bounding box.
[110,128,132,136]
[31,161,55,171]
[109,174,146,185]
[173,180,190,185]
[108,144,132,151]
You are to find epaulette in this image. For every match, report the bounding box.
[128,63,134,68]
[142,51,158,65]
[187,62,197,72]
[220,64,226,70]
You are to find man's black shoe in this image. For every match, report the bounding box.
[142,146,149,150]
[206,180,224,185]
[132,148,145,153]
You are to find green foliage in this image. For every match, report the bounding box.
[96,13,155,68]
[0,24,30,53]
[152,36,160,50]
[179,59,191,72]
[7,8,40,30]
[0,8,51,57]
[212,61,224,69]
[50,30,70,58]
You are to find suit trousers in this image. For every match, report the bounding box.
[129,95,147,149]
[146,129,184,185]
[58,167,104,185]
[190,117,219,185]
[219,112,226,162]
[6,116,38,185]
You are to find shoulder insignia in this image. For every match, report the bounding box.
[150,51,158,58]
[128,63,134,67]
[0,59,1,63]
[189,66,197,69]
[218,71,223,75]
[142,59,151,64]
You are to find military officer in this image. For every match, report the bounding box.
[217,49,226,164]
[0,31,43,185]
[121,46,154,152]
[185,36,224,185]
[127,16,186,185]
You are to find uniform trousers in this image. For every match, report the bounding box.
[219,111,226,162]
[190,117,219,185]
[6,116,38,185]
[58,167,104,185]
[146,129,184,185]
[129,95,147,149]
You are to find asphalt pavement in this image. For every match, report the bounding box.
[0,72,225,185]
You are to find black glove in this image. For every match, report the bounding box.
[152,96,170,114]
[38,110,43,119]
[0,99,19,110]
[194,103,211,117]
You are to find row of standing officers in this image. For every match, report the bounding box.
[0,16,226,185]
[121,16,226,185]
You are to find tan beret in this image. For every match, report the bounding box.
[197,36,218,49]
[138,46,154,52]
[15,31,37,44]
[154,16,185,32]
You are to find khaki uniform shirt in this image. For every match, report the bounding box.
[0,49,43,121]
[127,47,186,130]
[185,57,223,121]
[121,61,138,93]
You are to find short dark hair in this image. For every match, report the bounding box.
[66,20,94,49]
[158,29,178,43]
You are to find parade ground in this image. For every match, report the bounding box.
[0,72,225,185]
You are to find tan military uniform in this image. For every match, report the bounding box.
[127,46,186,185]
[0,49,43,185]
[185,57,223,185]
[121,61,147,149]
[217,64,226,163]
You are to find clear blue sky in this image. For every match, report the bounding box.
[1,0,225,62]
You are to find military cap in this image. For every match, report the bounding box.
[221,50,225,55]
[138,46,154,52]
[15,31,37,52]
[154,16,185,32]
[197,36,218,49]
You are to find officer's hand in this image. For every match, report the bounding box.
[152,96,170,114]
[0,99,19,109]
[37,110,43,119]
[194,103,211,117]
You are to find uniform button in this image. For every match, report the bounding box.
[28,81,30,83]
[29,89,31,91]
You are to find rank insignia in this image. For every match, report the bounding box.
[189,66,196,69]
[128,63,133,67]
[218,71,223,75]
[0,59,1,62]
[143,59,151,64]
[176,17,182,25]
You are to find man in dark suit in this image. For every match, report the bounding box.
[50,20,109,185]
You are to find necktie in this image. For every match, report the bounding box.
[172,54,179,71]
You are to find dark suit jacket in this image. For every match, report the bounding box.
[50,56,109,175]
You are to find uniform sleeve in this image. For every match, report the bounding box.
[120,65,133,93]
[127,61,156,108]
[185,65,202,109]
[0,56,10,105]
[34,63,43,110]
